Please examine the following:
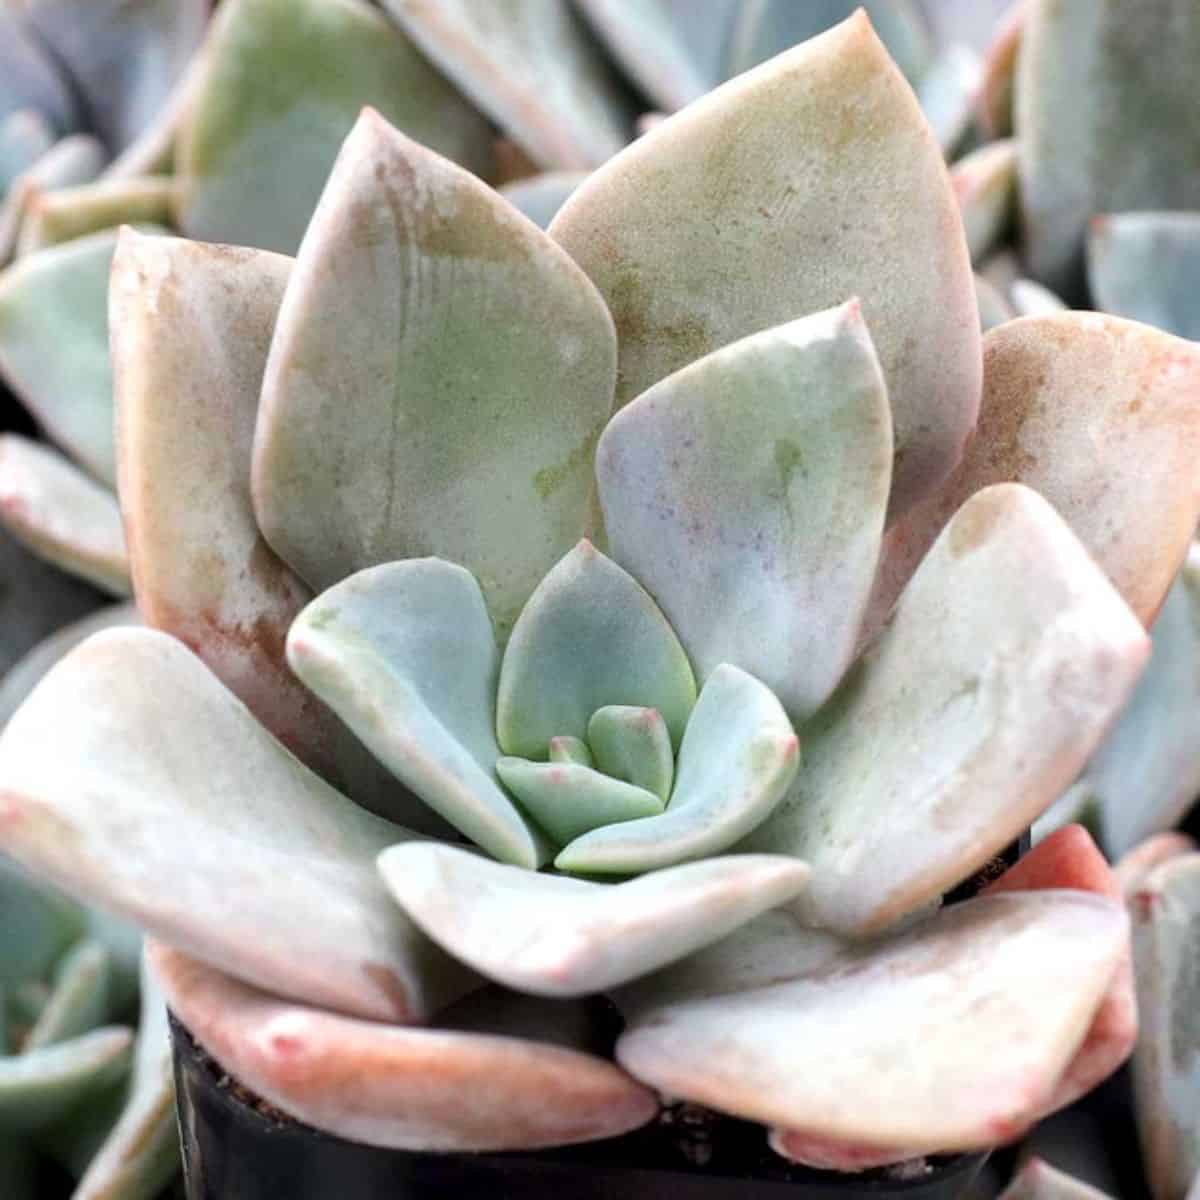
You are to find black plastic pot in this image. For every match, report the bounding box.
[171,1015,988,1200]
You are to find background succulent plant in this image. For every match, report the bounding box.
[0,13,1197,1183]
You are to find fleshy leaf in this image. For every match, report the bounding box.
[1017,0,1200,294]
[72,951,179,1200]
[288,560,546,868]
[550,11,980,519]
[0,14,76,135]
[0,112,54,193]
[1115,834,1197,896]
[496,541,695,758]
[495,758,662,846]
[573,0,710,111]
[587,706,673,802]
[174,0,495,253]
[381,0,633,170]
[0,628,473,1023]
[872,314,1200,636]
[1129,854,1200,1200]
[0,1028,132,1133]
[22,0,206,154]
[744,485,1149,937]
[723,1,931,85]
[379,843,809,997]
[497,171,586,231]
[596,302,891,722]
[549,736,592,767]
[23,939,110,1052]
[18,175,174,254]
[557,664,799,875]
[617,892,1128,1151]
[952,139,1016,263]
[1088,213,1200,341]
[0,435,128,595]
[917,44,981,153]
[0,604,138,730]
[1082,550,1200,859]
[254,110,616,639]
[0,229,120,484]
[152,942,657,1151]
[0,855,84,983]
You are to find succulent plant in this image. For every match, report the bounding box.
[0,15,1196,1179]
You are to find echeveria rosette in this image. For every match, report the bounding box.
[2,12,1200,1170]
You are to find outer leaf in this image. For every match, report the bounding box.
[152,942,657,1151]
[872,315,1200,635]
[1088,213,1200,341]
[551,11,980,519]
[1129,855,1200,1200]
[0,435,128,595]
[1017,0,1200,294]
[0,628,472,1023]
[254,110,617,639]
[573,0,711,111]
[952,139,1016,263]
[379,843,809,997]
[0,229,119,484]
[381,0,634,170]
[597,302,891,722]
[18,176,174,254]
[0,1028,132,1133]
[587,706,673,801]
[1082,550,1200,859]
[496,541,695,758]
[744,485,1149,937]
[557,664,799,875]
[495,758,662,846]
[618,892,1128,1151]
[23,0,206,154]
[72,952,180,1200]
[174,0,494,253]
[288,561,545,868]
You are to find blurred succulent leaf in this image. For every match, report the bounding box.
[1083,551,1200,859]
[998,1157,1116,1200]
[1010,278,1068,317]
[496,541,695,758]
[495,758,662,846]
[0,13,76,134]
[0,855,85,983]
[975,273,1015,331]
[0,229,123,484]
[288,560,546,868]
[0,1027,132,1133]
[551,12,979,520]
[952,139,1016,263]
[23,940,110,1052]
[0,112,55,195]
[1129,854,1200,1200]
[18,176,174,254]
[71,952,179,1200]
[744,485,1149,937]
[22,0,206,154]
[378,843,810,997]
[587,706,673,801]
[0,435,128,595]
[975,2,1025,139]
[548,736,592,767]
[382,0,634,169]
[874,315,1200,636]
[573,0,711,111]
[618,892,1127,1151]
[254,111,616,639]
[1017,0,1200,294]
[557,664,799,875]
[0,627,474,1023]
[724,0,931,85]
[597,303,891,723]
[498,171,586,230]
[916,44,982,153]
[0,604,138,730]
[175,0,495,253]
[1088,212,1200,341]
[151,942,657,1151]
